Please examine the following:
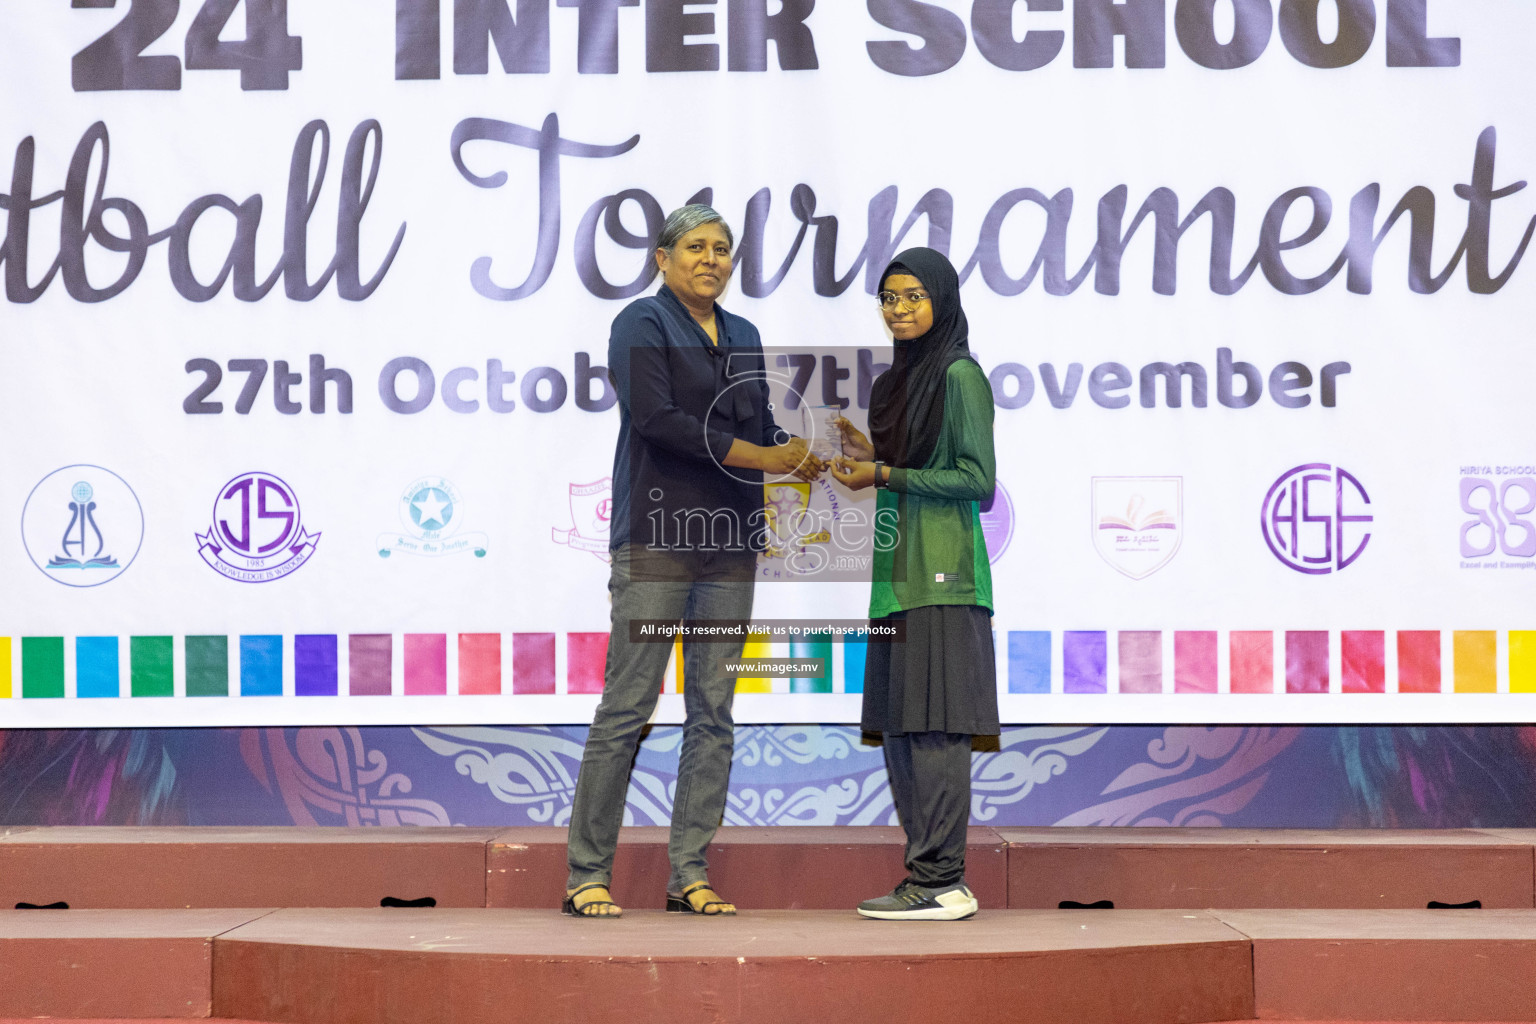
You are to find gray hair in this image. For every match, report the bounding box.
[655,204,734,254]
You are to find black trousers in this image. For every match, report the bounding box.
[883,731,972,888]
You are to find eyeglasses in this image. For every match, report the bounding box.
[877,290,930,311]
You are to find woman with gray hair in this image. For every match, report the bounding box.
[563,204,822,918]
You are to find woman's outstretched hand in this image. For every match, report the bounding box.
[833,416,875,461]
[763,438,826,482]
[830,456,877,491]
[725,438,824,481]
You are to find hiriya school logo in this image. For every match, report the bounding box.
[379,477,488,558]
[980,481,1014,564]
[196,471,321,582]
[1261,463,1372,574]
[21,465,144,587]
[1092,476,1182,580]
[552,478,613,562]
[1459,466,1536,569]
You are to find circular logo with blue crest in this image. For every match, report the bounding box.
[21,465,144,587]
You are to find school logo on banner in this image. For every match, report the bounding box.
[196,471,321,583]
[21,465,144,587]
[379,476,488,558]
[1459,465,1536,569]
[1092,477,1182,580]
[552,478,612,562]
[1261,463,1372,574]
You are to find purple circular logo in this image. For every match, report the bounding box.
[216,472,299,555]
[196,471,321,582]
[1261,463,1372,574]
[980,481,1014,564]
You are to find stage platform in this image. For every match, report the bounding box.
[7,906,1536,1023]
[998,827,1533,909]
[0,826,502,909]
[5,825,1532,911]
[5,827,1536,1022]
[486,824,1010,909]
[213,908,1251,1024]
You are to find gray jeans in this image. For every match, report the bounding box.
[566,543,756,893]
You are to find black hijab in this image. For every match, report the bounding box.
[868,247,972,469]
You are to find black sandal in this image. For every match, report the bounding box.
[562,882,621,918]
[666,880,736,916]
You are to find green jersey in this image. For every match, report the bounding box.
[869,359,996,619]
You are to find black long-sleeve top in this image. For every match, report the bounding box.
[607,285,785,553]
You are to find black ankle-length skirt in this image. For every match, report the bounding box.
[860,604,1000,737]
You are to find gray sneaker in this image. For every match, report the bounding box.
[857,880,978,921]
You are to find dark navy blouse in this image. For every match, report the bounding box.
[607,285,786,553]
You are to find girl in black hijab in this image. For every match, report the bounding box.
[830,246,999,920]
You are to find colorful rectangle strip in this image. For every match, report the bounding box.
[1398,631,1441,693]
[1063,632,1107,694]
[21,637,64,699]
[1512,631,1536,694]
[240,635,283,697]
[404,634,447,696]
[1285,631,1328,694]
[458,634,502,695]
[76,636,118,699]
[1454,630,1497,693]
[735,632,774,694]
[843,636,867,694]
[1117,631,1162,694]
[349,634,392,696]
[568,633,608,694]
[1174,631,1217,694]
[130,636,173,697]
[295,634,338,697]
[1229,631,1273,694]
[1341,631,1385,694]
[512,633,556,695]
[6,629,1530,702]
[789,634,831,694]
[1007,631,1050,694]
[185,636,228,697]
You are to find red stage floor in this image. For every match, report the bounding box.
[4,827,1536,1023]
[6,824,1532,911]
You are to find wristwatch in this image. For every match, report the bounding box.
[873,461,887,489]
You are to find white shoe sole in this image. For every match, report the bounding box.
[857,899,979,921]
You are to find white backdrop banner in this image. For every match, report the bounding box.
[2,0,1534,726]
